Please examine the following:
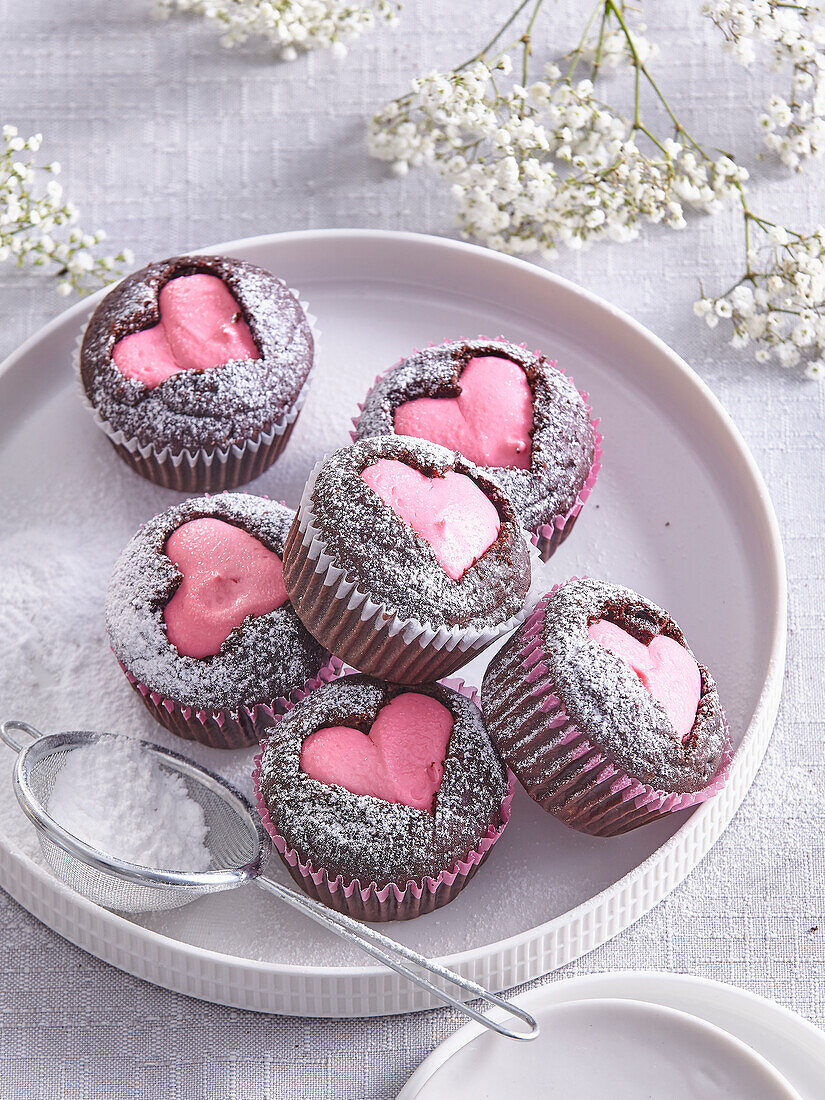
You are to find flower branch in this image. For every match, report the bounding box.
[155,0,400,60]
[369,0,824,379]
[368,0,746,258]
[1,126,132,296]
[704,1,825,170]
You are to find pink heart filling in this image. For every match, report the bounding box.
[300,693,454,812]
[163,518,287,659]
[588,619,701,741]
[112,273,260,388]
[360,459,501,582]
[393,355,534,469]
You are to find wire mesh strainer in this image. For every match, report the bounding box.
[1,719,538,1041]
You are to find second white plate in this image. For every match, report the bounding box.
[399,973,825,1099]
[401,998,802,1100]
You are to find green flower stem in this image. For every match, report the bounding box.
[456,0,535,71]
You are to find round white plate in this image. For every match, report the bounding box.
[399,973,825,1099]
[0,229,786,1017]
[400,997,802,1100]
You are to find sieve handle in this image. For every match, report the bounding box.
[0,720,44,753]
[254,875,539,1041]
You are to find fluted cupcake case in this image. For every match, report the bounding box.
[531,400,602,560]
[106,494,339,750]
[254,767,515,921]
[253,679,516,921]
[88,381,313,494]
[482,589,732,838]
[122,657,342,750]
[282,456,534,685]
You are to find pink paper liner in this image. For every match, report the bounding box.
[252,676,516,921]
[119,656,343,750]
[531,396,602,562]
[482,586,733,838]
[351,337,603,562]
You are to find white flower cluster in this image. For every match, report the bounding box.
[368,59,747,256]
[1,126,133,295]
[703,0,825,169]
[695,222,825,379]
[579,24,658,70]
[155,0,399,59]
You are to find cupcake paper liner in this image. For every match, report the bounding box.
[482,588,733,837]
[282,457,539,685]
[73,289,317,493]
[253,677,516,921]
[351,337,603,563]
[120,655,343,750]
[531,389,602,562]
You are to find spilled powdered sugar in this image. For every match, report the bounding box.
[79,255,314,450]
[259,675,508,886]
[308,435,532,631]
[354,338,596,531]
[106,493,330,711]
[48,737,211,872]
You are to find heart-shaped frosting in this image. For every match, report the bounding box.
[112,273,259,388]
[360,459,501,582]
[163,518,287,659]
[393,355,534,469]
[588,619,701,740]
[299,693,454,812]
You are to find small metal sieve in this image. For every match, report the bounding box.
[1,720,538,1041]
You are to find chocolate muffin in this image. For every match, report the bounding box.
[79,255,314,491]
[254,674,512,920]
[354,339,601,560]
[282,435,533,684]
[107,493,336,749]
[482,578,731,836]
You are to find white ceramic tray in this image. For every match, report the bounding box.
[399,972,825,1099]
[0,229,786,1017]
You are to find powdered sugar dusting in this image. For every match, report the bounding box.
[106,493,330,711]
[354,339,596,530]
[48,737,211,872]
[80,256,314,450]
[527,579,727,792]
[259,675,508,886]
[307,436,531,630]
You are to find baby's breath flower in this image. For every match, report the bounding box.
[698,216,825,380]
[155,0,398,58]
[704,1,825,169]
[1,127,129,295]
[580,26,658,70]
[369,0,825,381]
[369,5,744,258]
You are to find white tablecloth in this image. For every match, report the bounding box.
[0,1,822,1096]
